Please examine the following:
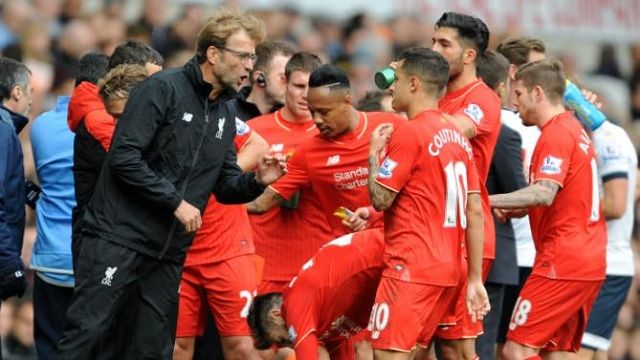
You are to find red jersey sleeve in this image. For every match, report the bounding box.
[454,92,499,138]
[233,117,253,151]
[467,158,481,193]
[269,142,310,200]
[530,130,573,187]
[374,123,421,193]
[294,332,319,360]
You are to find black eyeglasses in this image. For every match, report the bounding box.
[221,46,258,64]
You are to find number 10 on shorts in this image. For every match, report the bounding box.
[509,297,532,330]
[368,302,390,339]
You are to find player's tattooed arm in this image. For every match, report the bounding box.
[245,187,285,214]
[490,180,560,209]
[368,155,397,211]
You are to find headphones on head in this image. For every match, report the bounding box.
[256,73,266,87]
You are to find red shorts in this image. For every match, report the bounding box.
[368,277,458,352]
[176,254,258,337]
[506,274,603,352]
[257,279,290,294]
[435,259,493,340]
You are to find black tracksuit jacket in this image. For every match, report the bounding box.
[80,56,265,263]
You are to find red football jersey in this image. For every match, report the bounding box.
[439,78,501,259]
[282,229,385,358]
[184,119,255,266]
[270,112,405,237]
[528,112,606,280]
[375,110,480,286]
[247,111,333,281]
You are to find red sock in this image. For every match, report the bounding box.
[524,355,542,360]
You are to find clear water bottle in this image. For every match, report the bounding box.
[563,80,606,130]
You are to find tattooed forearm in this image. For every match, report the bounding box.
[245,188,284,214]
[490,180,560,209]
[368,155,397,211]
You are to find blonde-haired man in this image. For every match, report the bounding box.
[99,64,149,119]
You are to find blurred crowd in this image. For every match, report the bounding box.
[1,0,640,358]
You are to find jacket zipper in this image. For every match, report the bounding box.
[159,98,210,259]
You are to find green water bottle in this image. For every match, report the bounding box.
[374,66,396,90]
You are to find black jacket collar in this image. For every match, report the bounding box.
[183,56,237,102]
[0,105,28,134]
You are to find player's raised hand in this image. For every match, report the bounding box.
[466,279,490,323]
[581,88,603,109]
[256,154,287,186]
[174,200,202,233]
[370,123,394,156]
[342,206,370,232]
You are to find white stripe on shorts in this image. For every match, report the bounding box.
[582,332,611,351]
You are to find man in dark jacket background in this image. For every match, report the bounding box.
[57,9,284,360]
[475,50,528,359]
[0,57,32,359]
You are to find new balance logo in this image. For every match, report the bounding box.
[216,118,226,139]
[326,155,340,166]
[101,267,118,287]
[270,143,284,153]
[182,112,193,122]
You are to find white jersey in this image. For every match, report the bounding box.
[500,109,540,267]
[593,121,637,276]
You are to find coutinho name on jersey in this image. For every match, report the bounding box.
[428,128,473,158]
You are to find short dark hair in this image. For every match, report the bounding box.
[0,58,31,101]
[308,64,350,90]
[496,37,546,67]
[357,90,389,111]
[247,292,282,350]
[285,52,322,80]
[75,53,109,87]
[108,40,164,70]
[515,59,566,103]
[477,50,509,91]
[254,41,296,72]
[397,47,449,94]
[435,12,490,55]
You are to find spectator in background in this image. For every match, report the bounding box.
[475,50,527,359]
[51,19,98,96]
[0,0,31,51]
[593,44,622,79]
[0,57,32,358]
[153,3,206,58]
